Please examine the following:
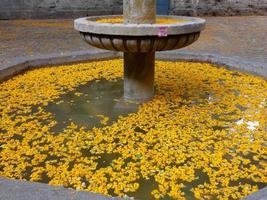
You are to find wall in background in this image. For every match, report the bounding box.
[0,0,123,19]
[0,0,266,19]
[170,0,267,16]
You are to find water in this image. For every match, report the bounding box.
[1,71,266,200]
[42,78,265,200]
[46,79,139,132]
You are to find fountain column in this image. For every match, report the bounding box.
[123,0,156,102]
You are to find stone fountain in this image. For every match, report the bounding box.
[74,0,205,102]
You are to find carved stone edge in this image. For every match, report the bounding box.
[80,32,200,52]
[74,15,206,36]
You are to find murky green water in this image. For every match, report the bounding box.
[46,79,139,132]
[41,79,265,200]
[1,60,266,200]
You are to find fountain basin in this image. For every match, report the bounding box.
[1,59,266,199]
[74,15,205,53]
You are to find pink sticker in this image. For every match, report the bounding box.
[158,27,168,37]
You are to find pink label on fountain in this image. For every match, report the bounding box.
[158,27,168,37]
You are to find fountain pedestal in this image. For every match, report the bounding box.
[123,0,156,101]
[74,0,205,102]
[124,52,155,101]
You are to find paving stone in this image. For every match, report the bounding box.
[0,16,266,71]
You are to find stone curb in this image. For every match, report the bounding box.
[242,186,267,200]
[0,50,266,200]
[156,51,267,79]
[0,177,122,200]
[1,50,267,82]
[0,50,120,82]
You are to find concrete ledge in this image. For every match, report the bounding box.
[242,187,267,200]
[0,50,120,82]
[156,51,267,79]
[1,50,267,83]
[0,50,266,199]
[0,177,122,200]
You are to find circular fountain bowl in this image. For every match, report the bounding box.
[74,15,206,53]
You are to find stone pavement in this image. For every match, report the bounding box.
[0,16,266,70]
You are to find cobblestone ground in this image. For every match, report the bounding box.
[185,16,267,65]
[0,16,266,68]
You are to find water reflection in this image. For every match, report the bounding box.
[46,79,139,132]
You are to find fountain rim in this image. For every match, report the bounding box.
[74,15,206,36]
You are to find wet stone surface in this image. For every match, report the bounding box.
[0,16,267,69]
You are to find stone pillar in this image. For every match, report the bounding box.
[123,0,156,102]
[123,0,156,24]
[124,52,155,101]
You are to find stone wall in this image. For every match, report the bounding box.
[0,0,266,19]
[170,0,267,16]
[0,0,123,19]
